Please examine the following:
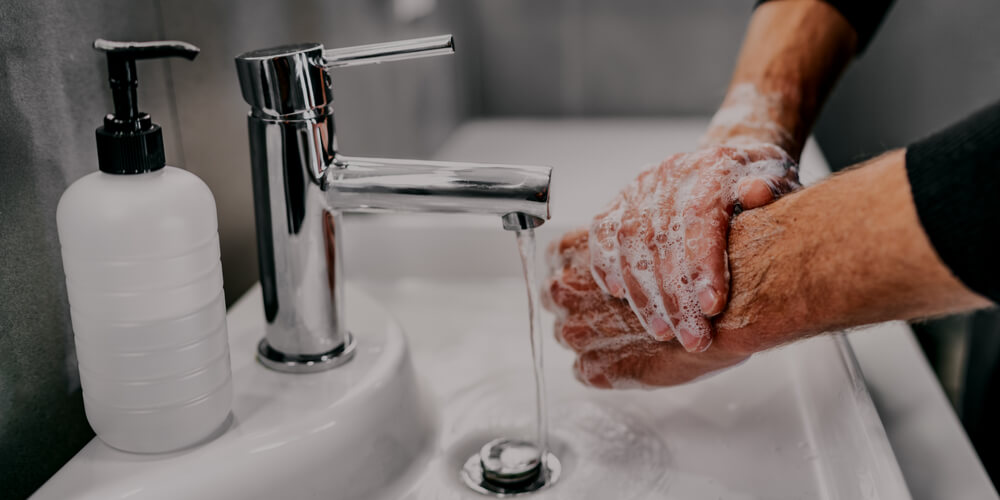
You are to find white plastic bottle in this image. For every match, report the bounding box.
[56,39,231,453]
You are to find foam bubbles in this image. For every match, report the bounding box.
[588,140,798,353]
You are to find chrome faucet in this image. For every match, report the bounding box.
[235,35,551,373]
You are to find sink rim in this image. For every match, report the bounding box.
[32,284,437,500]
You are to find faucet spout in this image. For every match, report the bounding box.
[325,156,551,229]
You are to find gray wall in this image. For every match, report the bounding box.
[0,2,177,498]
[467,0,1000,169]
[815,0,1000,168]
[471,0,749,116]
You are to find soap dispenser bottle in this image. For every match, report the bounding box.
[57,39,232,453]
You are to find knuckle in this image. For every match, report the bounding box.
[547,281,573,310]
[540,278,560,312]
[553,319,569,347]
[561,322,592,351]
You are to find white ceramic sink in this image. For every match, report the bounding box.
[345,119,910,498]
[32,285,437,500]
[35,118,912,499]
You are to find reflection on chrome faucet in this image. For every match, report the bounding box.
[235,35,552,373]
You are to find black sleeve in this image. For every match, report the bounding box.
[755,0,894,53]
[906,100,1000,304]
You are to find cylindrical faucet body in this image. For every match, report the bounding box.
[246,112,353,372]
[236,38,550,374]
[239,43,354,372]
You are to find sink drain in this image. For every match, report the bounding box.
[461,438,560,496]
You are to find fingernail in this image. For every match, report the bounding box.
[588,374,612,389]
[650,317,674,340]
[678,328,710,352]
[607,277,625,296]
[698,288,723,316]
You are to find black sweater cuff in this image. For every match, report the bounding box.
[755,0,894,53]
[906,100,1000,304]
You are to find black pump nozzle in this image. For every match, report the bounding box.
[93,39,200,174]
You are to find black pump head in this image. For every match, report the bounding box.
[93,39,200,174]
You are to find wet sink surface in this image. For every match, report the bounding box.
[356,278,909,499]
[35,118,915,500]
[344,118,909,498]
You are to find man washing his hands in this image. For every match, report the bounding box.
[544,0,999,388]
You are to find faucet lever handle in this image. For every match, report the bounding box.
[323,34,454,69]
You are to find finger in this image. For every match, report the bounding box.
[575,347,652,389]
[638,342,750,387]
[573,352,617,389]
[540,276,560,315]
[589,200,627,297]
[673,315,715,353]
[553,317,569,348]
[544,274,582,314]
[736,174,800,210]
[579,339,748,389]
[617,206,677,342]
[618,164,698,342]
[736,177,777,210]
[572,358,612,389]
[636,342,703,386]
[590,167,656,298]
[545,234,570,277]
[681,181,732,319]
[547,228,588,266]
[557,319,599,352]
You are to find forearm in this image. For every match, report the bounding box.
[715,150,992,354]
[702,0,858,158]
[547,149,989,388]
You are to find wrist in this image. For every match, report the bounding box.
[701,82,805,158]
[713,187,814,355]
[709,0,859,159]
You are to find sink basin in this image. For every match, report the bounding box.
[343,119,911,499]
[35,118,910,499]
[360,278,911,500]
[31,285,436,500]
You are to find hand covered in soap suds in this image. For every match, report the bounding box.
[543,229,751,388]
[589,142,798,352]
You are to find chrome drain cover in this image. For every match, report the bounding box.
[461,438,560,496]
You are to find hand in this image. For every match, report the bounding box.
[588,142,798,352]
[543,229,751,389]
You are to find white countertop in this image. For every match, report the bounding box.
[848,328,996,499]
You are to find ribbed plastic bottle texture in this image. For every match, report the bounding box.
[57,166,232,453]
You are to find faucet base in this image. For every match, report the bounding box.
[256,334,357,373]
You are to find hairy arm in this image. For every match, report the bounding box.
[716,150,991,353]
[546,151,992,388]
[702,0,858,157]
[588,0,861,352]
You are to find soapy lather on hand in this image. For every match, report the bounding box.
[588,84,800,352]
[545,229,751,388]
[549,0,1000,389]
